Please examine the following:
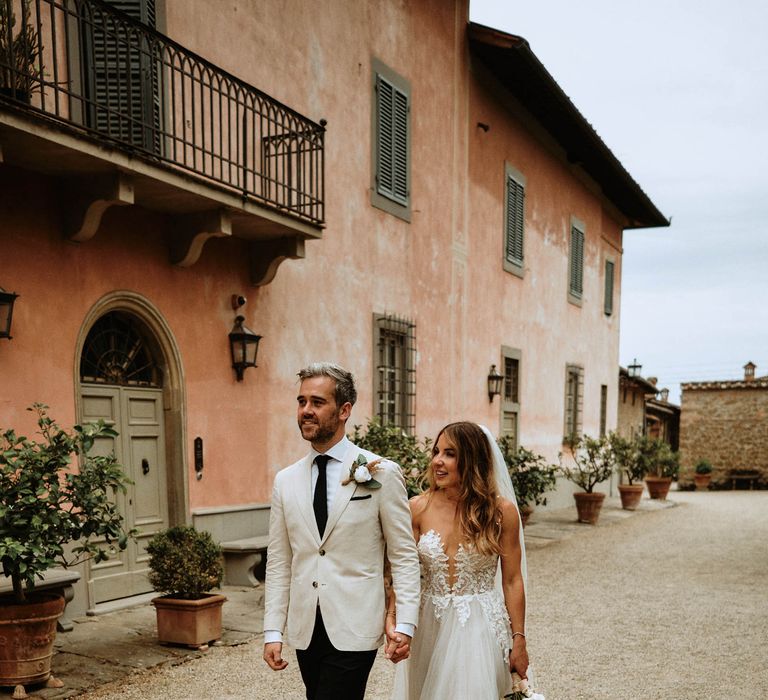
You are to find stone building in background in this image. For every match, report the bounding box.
[679,362,768,487]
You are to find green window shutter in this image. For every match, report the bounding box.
[505,176,525,266]
[604,260,615,315]
[569,225,584,297]
[84,0,159,152]
[376,74,409,206]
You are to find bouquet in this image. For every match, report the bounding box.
[504,673,545,700]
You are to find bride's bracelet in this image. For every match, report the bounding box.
[511,631,526,641]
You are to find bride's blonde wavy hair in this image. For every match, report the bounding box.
[427,421,502,556]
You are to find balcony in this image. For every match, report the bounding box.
[0,0,325,284]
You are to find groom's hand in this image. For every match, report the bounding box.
[263,642,288,671]
[384,631,411,663]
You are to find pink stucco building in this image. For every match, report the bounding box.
[1,0,667,614]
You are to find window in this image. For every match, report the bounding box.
[82,0,161,152]
[373,314,416,433]
[568,219,585,305]
[604,259,615,315]
[501,346,521,448]
[371,58,410,221]
[503,165,525,277]
[599,384,608,437]
[564,364,584,441]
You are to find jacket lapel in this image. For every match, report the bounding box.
[294,454,322,545]
[320,444,358,545]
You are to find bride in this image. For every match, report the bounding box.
[388,421,535,699]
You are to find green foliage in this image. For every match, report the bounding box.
[559,434,616,493]
[655,441,680,478]
[497,437,558,508]
[607,432,648,485]
[695,459,713,475]
[635,436,679,478]
[349,418,432,498]
[0,404,133,603]
[0,0,43,94]
[146,525,223,599]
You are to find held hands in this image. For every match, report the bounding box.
[263,642,288,671]
[384,615,411,663]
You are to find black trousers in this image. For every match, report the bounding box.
[295,608,377,700]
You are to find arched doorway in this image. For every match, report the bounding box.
[76,295,186,606]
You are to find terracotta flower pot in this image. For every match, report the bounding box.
[519,505,534,527]
[152,593,227,649]
[573,491,606,525]
[645,476,672,500]
[693,474,712,491]
[0,593,65,687]
[618,484,644,510]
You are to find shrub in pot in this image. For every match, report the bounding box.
[693,459,713,491]
[608,432,647,510]
[498,438,558,526]
[642,438,679,500]
[349,418,432,498]
[0,0,43,101]
[560,435,615,524]
[147,525,226,649]
[0,404,132,696]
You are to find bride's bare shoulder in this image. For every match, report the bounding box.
[409,492,430,517]
[497,497,521,523]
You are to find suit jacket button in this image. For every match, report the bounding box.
[312,581,318,588]
[319,549,326,556]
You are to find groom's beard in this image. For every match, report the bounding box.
[299,413,341,444]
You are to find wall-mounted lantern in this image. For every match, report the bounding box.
[0,288,19,340]
[627,358,642,378]
[228,315,261,381]
[487,364,503,402]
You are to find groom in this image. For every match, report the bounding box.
[263,362,421,699]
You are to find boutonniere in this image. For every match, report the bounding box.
[341,454,383,489]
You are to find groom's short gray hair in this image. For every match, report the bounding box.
[297,362,357,407]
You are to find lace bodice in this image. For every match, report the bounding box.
[417,530,511,652]
[418,529,498,596]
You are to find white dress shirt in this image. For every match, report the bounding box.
[264,436,415,644]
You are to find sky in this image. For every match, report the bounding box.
[469,1,768,403]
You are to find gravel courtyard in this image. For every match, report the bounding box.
[80,490,768,699]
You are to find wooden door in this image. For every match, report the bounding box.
[81,385,169,603]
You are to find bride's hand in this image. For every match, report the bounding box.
[509,637,529,679]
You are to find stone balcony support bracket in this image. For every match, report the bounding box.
[66,173,135,242]
[249,237,306,287]
[170,209,233,267]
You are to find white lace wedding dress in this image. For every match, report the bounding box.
[392,529,513,699]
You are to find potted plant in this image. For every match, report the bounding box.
[559,435,615,524]
[147,525,226,650]
[349,418,432,498]
[693,459,713,491]
[608,432,647,510]
[0,0,43,102]
[0,404,131,696]
[643,438,679,500]
[498,438,558,526]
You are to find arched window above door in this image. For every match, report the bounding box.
[80,311,163,387]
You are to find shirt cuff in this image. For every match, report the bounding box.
[395,622,415,638]
[264,630,283,644]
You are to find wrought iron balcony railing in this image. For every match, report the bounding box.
[0,0,325,226]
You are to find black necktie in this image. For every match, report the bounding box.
[313,455,330,537]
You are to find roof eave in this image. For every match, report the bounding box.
[467,22,669,230]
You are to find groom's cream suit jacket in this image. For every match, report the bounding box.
[264,441,421,651]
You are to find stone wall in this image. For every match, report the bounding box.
[617,383,646,439]
[679,386,768,487]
